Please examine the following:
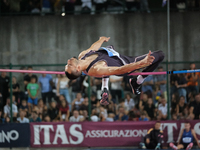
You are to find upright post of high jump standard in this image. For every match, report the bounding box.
[9,63,13,123]
[88,76,91,121]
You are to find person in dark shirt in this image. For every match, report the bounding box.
[114,106,128,121]
[9,76,20,106]
[189,93,200,119]
[144,98,156,120]
[48,100,59,121]
[24,66,38,92]
[175,73,187,103]
[0,72,10,107]
[176,96,187,119]
[140,121,163,149]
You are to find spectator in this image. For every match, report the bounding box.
[57,74,71,105]
[24,66,38,94]
[140,0,150,13]
[71,92,84,110]
[41,0,51,13]
[170,122,200,150]
[93,77,102,99]
[52,74,61,95]
[125,0,140,12]
[189,93,200,120]
[186,63,199,94]
[109,75,123,102]
[58,100,70,121]
[139,93,148,111]
[29,111,42,122]
[128,111,138,121]
[175,73,187,102]
[90,94,99,109]
[17,67,26,101]
[69,76,84,101]
[5,116,10,123]
[157,97,168,120]
[142,75,154,97]
[94,0,107,14]
[144,98,156,120]
[170,69,178,97]
[91,115,99,122]
[43,114,51,122]
[139,122,163,149]
[139,112,149,121]
[171,93,178,114]
[39,71,53,104]
[30,0,41,13]
[81,0,92,14]
[9,0,21,12]
[114,106,128,121]
[69,110,84,122]
[19,99,28,116]
[116,99,129,114]
[17,110,29,123]
[36,98,47,120]
[48,100,59,122]
[154,66,167,99]
[99,106,108,121]
[0,109,5,123]
[64,0,76,15]
[4,98,18,118]
[79,96,89,113]
[27,76,39,114]
[124,92,135,111]
[0,72,10,107]
[176,96,187,119]
[9,76,20,106]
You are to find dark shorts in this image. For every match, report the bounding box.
[181,142,192,149]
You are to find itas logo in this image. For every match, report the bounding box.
[0,130,19,143]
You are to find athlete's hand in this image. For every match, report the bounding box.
[143,51,155,65]
[99,36,110,42]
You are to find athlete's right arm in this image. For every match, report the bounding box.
[78,36,110,59]
[89,51,155,77]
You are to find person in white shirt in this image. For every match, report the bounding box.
[69,110,84,122]
[124,93,135,111]
[4,98,18,118]
[17,110,29,123]
[157,97,168,120]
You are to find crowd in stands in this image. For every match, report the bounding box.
[0,0,200,15]
[0,63,200,124]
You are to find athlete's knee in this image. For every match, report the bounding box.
[156,50,165,61]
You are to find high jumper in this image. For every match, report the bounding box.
[64,36,165,105]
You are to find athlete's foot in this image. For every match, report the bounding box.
[129,78,142,95]
[186,143,193,150]
[169,143,178,150]
[100,88,109,105]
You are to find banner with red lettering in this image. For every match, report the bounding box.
[30,121,200,148]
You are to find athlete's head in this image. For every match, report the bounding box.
[185,122,191,131]
[155,121,161,130]
[65,57,82,80]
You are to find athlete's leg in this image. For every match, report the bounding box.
[122,50,164,95]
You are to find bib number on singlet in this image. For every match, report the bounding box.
[182,137,192,143]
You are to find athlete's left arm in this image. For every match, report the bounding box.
[78,36,110,59]
[191,129,200,147]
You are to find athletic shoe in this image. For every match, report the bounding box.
[186,143,193,150]
[100,88,109,105]
[139,142,146,149]
[129,78,142,95]
[169,143,178,150]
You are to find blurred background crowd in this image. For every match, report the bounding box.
[0,63,200,124]
[0,0,200,15]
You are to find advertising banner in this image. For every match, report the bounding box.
[30,121,200,148]
[0,123,30,147]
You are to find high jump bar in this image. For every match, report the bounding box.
[0,69,200,75]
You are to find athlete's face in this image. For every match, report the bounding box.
[155,123,161,130]
[185,123,191,131]
[65,57,78,74]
